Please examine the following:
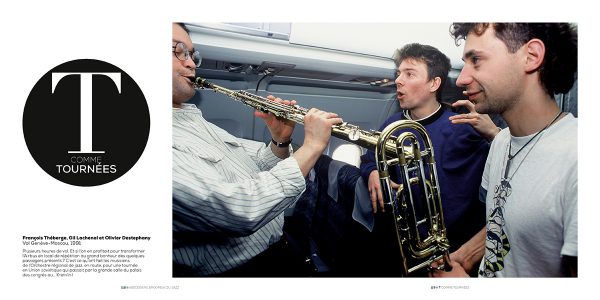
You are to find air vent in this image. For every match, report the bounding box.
[256,61,296,75]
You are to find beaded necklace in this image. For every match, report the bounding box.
[502,111,563,182]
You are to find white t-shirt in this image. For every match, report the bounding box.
[478,113,577,277]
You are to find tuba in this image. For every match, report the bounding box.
[194,77,451,276]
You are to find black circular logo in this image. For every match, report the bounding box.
[23,59,150,187]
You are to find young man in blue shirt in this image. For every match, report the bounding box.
[360,43,493,258]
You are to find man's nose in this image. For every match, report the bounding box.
[395,75,403,86]
[455,67,471,87]
[183,56,197,69]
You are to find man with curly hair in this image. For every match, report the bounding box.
[433,23,578,277]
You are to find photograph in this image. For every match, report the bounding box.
[1,1,594,299]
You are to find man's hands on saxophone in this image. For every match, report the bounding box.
[257,94,343,177]
[255,95,297,159]
[254,95,297,144]
[302,108,342,154]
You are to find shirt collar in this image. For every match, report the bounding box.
[403,103,444,126]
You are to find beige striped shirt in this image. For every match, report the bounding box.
[172,104,305,275]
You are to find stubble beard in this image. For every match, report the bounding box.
[173,77,195,105]
[475,90,517,116]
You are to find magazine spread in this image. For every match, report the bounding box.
[0,1,593,299]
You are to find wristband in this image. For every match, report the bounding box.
[271,138,292,148]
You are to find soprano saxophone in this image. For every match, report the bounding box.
[194,77,451,276]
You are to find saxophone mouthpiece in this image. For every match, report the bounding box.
[194,77,212,89]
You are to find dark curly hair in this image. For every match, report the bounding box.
[393,43,451,101]
[449,23,577,96]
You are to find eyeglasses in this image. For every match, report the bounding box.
[172,42,202,67]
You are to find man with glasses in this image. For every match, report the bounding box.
[172,42,202,67]
[171,22,343,276]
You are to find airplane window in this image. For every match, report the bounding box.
[331,144,363,168]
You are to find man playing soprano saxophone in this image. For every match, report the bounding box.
[171,22,342,276]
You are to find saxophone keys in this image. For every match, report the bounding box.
[348,128,360,141]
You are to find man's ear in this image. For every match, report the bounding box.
[430,76,442,93]
[524,38,546,73]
